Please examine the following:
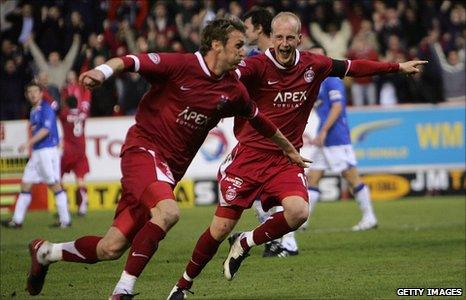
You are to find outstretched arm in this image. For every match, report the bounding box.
[329,58,428,78]
[78,57,126,89]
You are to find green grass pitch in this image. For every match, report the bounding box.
[1,196,465,299]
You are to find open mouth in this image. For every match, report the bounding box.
[279,48,292,57]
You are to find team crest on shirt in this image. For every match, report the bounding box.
[225,187,237,201]
[148,53,160,64]
[304,67,315,83]
[238,60,246,67]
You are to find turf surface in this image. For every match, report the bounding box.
[1,196,464,299]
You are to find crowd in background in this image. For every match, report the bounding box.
[1,0,465,120]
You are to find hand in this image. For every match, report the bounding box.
[79,69,105,90]
[18,142,29,153]
[399,60,428,75]
[284,150,312,168]
[310,131,327,147]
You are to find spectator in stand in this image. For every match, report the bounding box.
[347,35,379,106]
[429,30,465,102]
[36,6,65,57]
[89,55,117,116]
[0,0,19,37]
[401,7,426,49]
[310,19,352,59]
[375,6,403,54]
[148,1,177,44]
[116,72,149,115]
[108,0,149,32]
[0,58,29,120]
[3,3,36,45]
[26,33,81,89]
[378,34,408,106]
[64,11,87,50]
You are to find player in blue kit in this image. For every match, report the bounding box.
[2,82,71,228]
[305,47,377,231]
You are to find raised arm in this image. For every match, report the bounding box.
[79,52,177,89]
[27,36,48,71]
[63,34,81,70]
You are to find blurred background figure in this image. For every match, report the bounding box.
[59,95,90,216]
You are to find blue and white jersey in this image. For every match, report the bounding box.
[315,77,351,147]
[30,100,59,150]
[246,47,261,57]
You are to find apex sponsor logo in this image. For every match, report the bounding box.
[273,91,307,108]
[176,106,211,129]
[224,176,243,187]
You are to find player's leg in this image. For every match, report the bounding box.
[253,201,289,257]
[3,151,39,228]
[306,169,325,215]
[43,148,71,227]
[3,182,33,228]
[48,182,71,227]
[224,194,308,280]
[112,148,179,297]
[75,155,90,216]
[342,167,378,231]
[169,206,241,299]
[76,177,88,215]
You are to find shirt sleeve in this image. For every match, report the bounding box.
[232,83,276,138]
[325,77,345,103]
[235,56,262,87]
[228,83,259,119]
[329,59,399,78]
[41,106,56,132]
[121,52,184,81]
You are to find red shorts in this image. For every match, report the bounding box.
[112,146,175,241]
[61,153,90,178]
[216,144,308,219]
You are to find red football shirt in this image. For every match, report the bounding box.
[235,48,333,151]
[122,52,259,182]
[59,102,88,156]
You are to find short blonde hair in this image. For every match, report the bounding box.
[271,12,301,34]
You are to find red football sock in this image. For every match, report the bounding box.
[177,228,221,289]
[124,221,166,277]
[62,236,102,263]
[249,211,292,248]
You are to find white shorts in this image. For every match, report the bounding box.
[308,144,357,173]
[22,147,61,184]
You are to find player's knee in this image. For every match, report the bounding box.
[158,205,180,227]
[286,204,309,227]
[211,222,234,240]
[99,242,125,260]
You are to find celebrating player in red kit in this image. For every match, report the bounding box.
[25,18,309,299]
[168,12,427,299]
[59,95,90,216]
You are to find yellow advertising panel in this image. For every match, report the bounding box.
[47,179,195,212]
